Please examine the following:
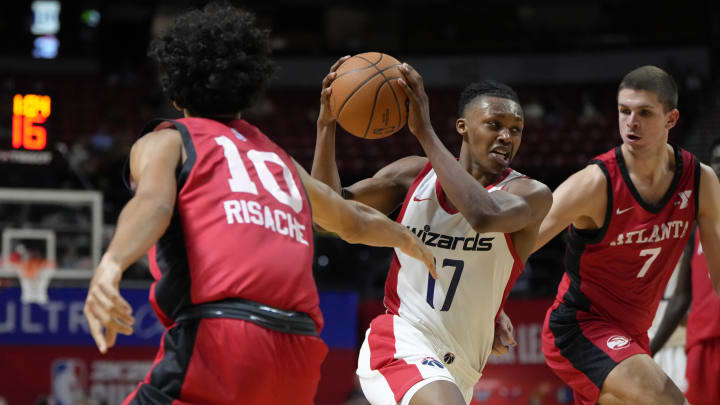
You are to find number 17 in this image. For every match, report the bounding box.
[426,258,464,311]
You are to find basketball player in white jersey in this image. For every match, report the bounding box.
[312,60,552,404]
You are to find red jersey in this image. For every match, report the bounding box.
[557,146,699,336]
[686,229,720,348]
[142,118,321,330]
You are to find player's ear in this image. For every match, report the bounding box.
[665,108,679,130]
[456,118,468,138]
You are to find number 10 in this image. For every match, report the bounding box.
[215,135,303,213]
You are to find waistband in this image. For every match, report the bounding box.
[175,298,318,336]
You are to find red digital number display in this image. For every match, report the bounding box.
[12,94,51,150]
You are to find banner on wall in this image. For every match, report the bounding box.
[0,287,358,405]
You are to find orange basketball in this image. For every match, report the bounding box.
[330,52,408,139]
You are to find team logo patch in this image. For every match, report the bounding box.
[443,352,455,364]
[421,357,444,368]
[606,335,631,350]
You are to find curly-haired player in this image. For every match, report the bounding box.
[82,3,434,405]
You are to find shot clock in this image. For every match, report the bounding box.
[12,93,51,151]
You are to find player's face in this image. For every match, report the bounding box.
[617,89,678,147]
[457,96,523,174]
[711,144,720,178]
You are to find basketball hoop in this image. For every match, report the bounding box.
[9,256,56,304]
[2,228,58,304]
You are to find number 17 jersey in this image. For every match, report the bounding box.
[384,163,525,376]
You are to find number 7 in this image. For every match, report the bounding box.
[426,258,464,311]
[637,247,661,278]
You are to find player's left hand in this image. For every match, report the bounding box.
[84,257,135,354]
[397,63,434,139]
[491,309,517,356]
[318,55,351,126]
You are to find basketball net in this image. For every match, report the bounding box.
[8,254,56,304]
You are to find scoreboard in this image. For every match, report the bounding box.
[12,93,51,151]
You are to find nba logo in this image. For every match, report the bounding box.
[50,359,87,405]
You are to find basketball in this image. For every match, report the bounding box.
[330,52,408,139]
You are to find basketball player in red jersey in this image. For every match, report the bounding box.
[82,4,434,405]
[650,137,720,405]
[534,66,720,405]
[312,60,552,404]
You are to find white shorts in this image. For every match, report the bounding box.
[356,314,476,405]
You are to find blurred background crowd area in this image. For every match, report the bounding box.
[1,0,719,299]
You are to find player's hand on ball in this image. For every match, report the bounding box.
[491,310,517,355]
[397,63,433,138]
[84,258,135,354]
[317,55,351,126]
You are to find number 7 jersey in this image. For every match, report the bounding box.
[141,118,321,331]
[558,146,699,337]
[384,162,526,375]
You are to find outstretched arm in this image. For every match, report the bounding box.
[696,163,720,295]
[84,129,184,353]
[296,159,436,279]
[532,164,607,253]
[649,235,693,355]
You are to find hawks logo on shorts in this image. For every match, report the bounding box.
[606,335,631,350]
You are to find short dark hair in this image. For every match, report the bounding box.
[457,80,520,117]
[618,66,678,112]
[148,2,276,115]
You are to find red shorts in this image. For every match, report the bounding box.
[685,338,720,405]
[541,301,648,405]
[124,318,328,405]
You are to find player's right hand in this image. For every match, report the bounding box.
[84,257,135,354]
[318,55,351,126]
[399,230,437,279]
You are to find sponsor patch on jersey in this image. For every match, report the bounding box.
[606,335,631,350]
[675,190,692,209]
[421,357,445,368]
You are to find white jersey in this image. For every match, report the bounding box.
[384,163,525,380]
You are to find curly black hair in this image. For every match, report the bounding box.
[148,2,276,115]
[457,80,520,118]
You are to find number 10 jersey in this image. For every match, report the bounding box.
[384,162,525,376]
[141,118,321,331]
